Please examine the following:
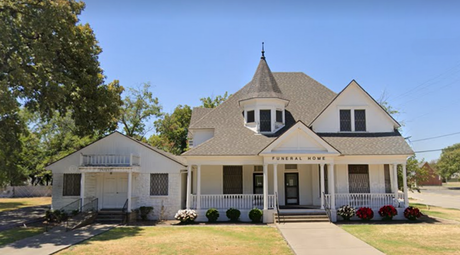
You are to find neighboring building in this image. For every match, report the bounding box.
[183,50,413,222]
[47,132,187,220]
[417,162,442,186]
[48,49,414,223]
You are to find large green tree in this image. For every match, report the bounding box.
[397,156,428,191]
[437,143,460,180]
[200,92,231,108]
[0,0,123,186]
[119,82,162,139]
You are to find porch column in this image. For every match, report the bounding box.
[263,164,268,210]
[80,172,85,210]
[273,164,278,199]
[393,163,399,201]
[127,171,132,212]
[186,165,192,209]
[328,164,335,210]
[402,163,409,207]
[320,164,325,209]
[197,165,201,210]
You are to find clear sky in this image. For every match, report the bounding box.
[79,0,460,162]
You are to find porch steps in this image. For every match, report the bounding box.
[95,209,124,224]
[275,209,329,223]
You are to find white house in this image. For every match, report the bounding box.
[49,50,413,223]
[183,50,413,222]
[47,132,187,220]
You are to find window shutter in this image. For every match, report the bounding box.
[384,164,392,193]
[223,166,243,194]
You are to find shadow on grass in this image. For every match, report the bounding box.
[0,202,27,211]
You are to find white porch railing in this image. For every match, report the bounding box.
[324,193,404,209]
[80,154,140,167]
[190,194,275,210]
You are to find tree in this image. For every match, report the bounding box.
[119,83,162,139]
[377,91,403,127]
[200,92,231,108]
[149,105,192,155]
[437,143,460,180]
[397,156,429,192]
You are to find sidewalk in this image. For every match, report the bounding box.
[0,224,113,255]
[277,222,383,255]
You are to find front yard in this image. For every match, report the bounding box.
[58,226,293,255]
[0,226,45,246]
[0,197,51,212]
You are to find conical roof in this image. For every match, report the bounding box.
[239,56,288,103]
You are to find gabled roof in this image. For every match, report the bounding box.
[47,131,187,168]
[309,80,401,128]
[190,107,214,127]
[238,57,288,104]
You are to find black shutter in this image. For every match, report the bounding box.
[384,164,392,193]
[223,166,243,194]
[260,110,271,132]
[348,165,370,193]
[354,110,366,131]
[340,110,351,131]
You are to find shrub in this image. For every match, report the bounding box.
[206,208,219,222]
[175,209,197,224]
[378,205,398,220]
[404,206,423,220]
[226,208,241,221]
[337,205,356,221]
[71,209,80,216]
[139,206,154,221]
[249,208,263,223]
[356,207,374,220]
[45,209,69,223]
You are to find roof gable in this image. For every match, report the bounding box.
[260,121,340,155]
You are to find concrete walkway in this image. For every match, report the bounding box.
[277,222,384,255]
[0,205,50,231]
[0,224,114,255]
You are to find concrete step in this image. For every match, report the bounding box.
[275,210,330,223]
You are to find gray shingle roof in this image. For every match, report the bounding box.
[318,132,414,155]
[190,107,213,126]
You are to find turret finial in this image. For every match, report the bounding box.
[261,42,265,60]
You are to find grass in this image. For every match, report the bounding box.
[58,226,293,255]
[411,202,460,222]
[0,197,51,212]
[0,227,45,246]
[342,224,460,255]
[444,181,460,188]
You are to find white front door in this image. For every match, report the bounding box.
[102,173,128,208]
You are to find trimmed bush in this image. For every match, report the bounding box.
[356,207,374,220]
[249,208,263,223]
[337,205,356,221]
[378,205,398,220]
[206,208,220,222]
[175,209,197,224]
[404,206,423,220]
[226,208,241,221]
[139,206,154,221]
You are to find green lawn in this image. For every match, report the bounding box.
[0,197,51,212]
[0,227,45,247]
[58,226,293,255]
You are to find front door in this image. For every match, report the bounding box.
[285,173,299,205]
[102,173,128,208]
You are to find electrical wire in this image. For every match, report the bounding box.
[410,131,460,142]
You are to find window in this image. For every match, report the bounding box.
[150,173,168,195]
[285,164,297,170]
[354,110,366,131]
[63,174,81,196]
[340,109,352,131]
[259,110,271,132]
[384,164,392,193]
[318,165,329,194]
[247,110,255,123]
[223,166,242,194]
[348,165,370,193]
[253,173,263,194]
[276,110,283,122]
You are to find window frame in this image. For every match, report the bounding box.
[62,173,81,197]
[259,109,272,132]
[339,109,352,132]
[339,108,367,132]
[150,173,169,196]
[348,165,370,193]
[247,110,255,123]
[354,109,366,132]
[276,110,283,123]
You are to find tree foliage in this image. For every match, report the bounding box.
[119,82,162,139]
[397,156,429,192]
[200,92,231,108]
[437,143,460,179]
[149,105,192,155]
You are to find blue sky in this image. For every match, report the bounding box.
[79,0,460,161]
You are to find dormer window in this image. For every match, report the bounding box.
[247,110,255,123]
[276,110,283,123]
[340,109,366,132]
[260,110,271,132]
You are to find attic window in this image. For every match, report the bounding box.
[259,110,271,132]
[354,110,366,131]
[276,110,283,122]
[340,110,352,131]
[247,110,255,123]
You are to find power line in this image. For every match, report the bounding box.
[414,149,443,153]
[411,131,460,142]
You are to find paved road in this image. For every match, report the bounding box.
[277,222,383,255]
[409,186,460,209]
[0,205,50,231]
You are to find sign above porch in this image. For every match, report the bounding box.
[259,121,340,156]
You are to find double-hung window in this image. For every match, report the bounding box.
[340,109,366,132]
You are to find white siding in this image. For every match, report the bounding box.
[191,129,214,147]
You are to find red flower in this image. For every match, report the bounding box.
[356,207,374,220]
[378,205,398,220]
[404,206,423,220]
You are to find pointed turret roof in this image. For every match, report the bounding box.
[238,50,288,104]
